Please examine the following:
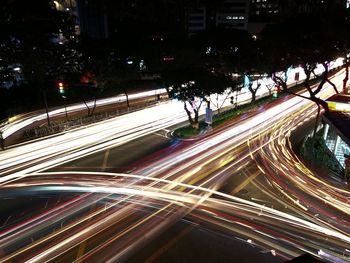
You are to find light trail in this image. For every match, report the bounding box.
[0,69,349,262]
[0,174,349,262]
[0,89,168,140]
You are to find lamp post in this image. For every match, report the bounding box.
[42,88,51,127]
[62,96,68,121]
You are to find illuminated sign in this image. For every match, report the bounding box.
[327,101,350,112]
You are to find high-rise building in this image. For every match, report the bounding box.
[53,0,80,35]
[249,0,279,22]
[76,0,109,39]
[186,7,207,35]
[248,0,348,35]
[215,0,249,30]
[249,0,348,22]
[278,0,341,15]
[247,0,279,34]
[53,0,108,39]
[185,0,249,35]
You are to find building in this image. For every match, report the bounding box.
[247,0,348,35]
[247,0,279,35]
[185,0,249,35]
[249,0,279,22]
[322,94,350,169]
[215,0,249,30]
[53,0,108,39]
[53,0,80,35]
[76,0,109,39]
[186,7,207,35]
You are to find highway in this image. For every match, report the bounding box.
[0,70,349,262]
[0,76,272,180]
[0,88,167,141]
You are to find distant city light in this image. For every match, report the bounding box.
[139,60,145,70]
[225,16,245,20]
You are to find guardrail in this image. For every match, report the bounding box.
[23,99,166,140]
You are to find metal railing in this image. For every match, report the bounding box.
[23,99,165,140]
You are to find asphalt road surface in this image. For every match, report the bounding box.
[1,70,350,262]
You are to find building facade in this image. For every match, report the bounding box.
[322,95,350,170]
[249,0,279,22]
[53,0,80,35]
[215,0,249,30]
[186,7,207,35]
[53,0,108,39]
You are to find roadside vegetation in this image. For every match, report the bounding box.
[173,76,325,139]
[300,131,344,178]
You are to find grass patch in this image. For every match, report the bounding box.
[173,75,326,139]
[173,122,207,138]
[213,96,272,128]
[174,95,275,139]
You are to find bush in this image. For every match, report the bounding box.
[301,135,344,177]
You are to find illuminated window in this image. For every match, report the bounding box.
[226,16,239,20]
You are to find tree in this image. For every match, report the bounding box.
[330,8,350,94]
[94,56,141,109]
[0,0,82,120]
[268,15,338,104]
[163,68,204,129]
[209,76,243,113]
[197,71,238,113]
[238,39,266,103]
[261,14,341,137]
[164,68,234,129]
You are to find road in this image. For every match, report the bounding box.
[0,88,167,143]
[0,70,350,262]
[0,76,272,181]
